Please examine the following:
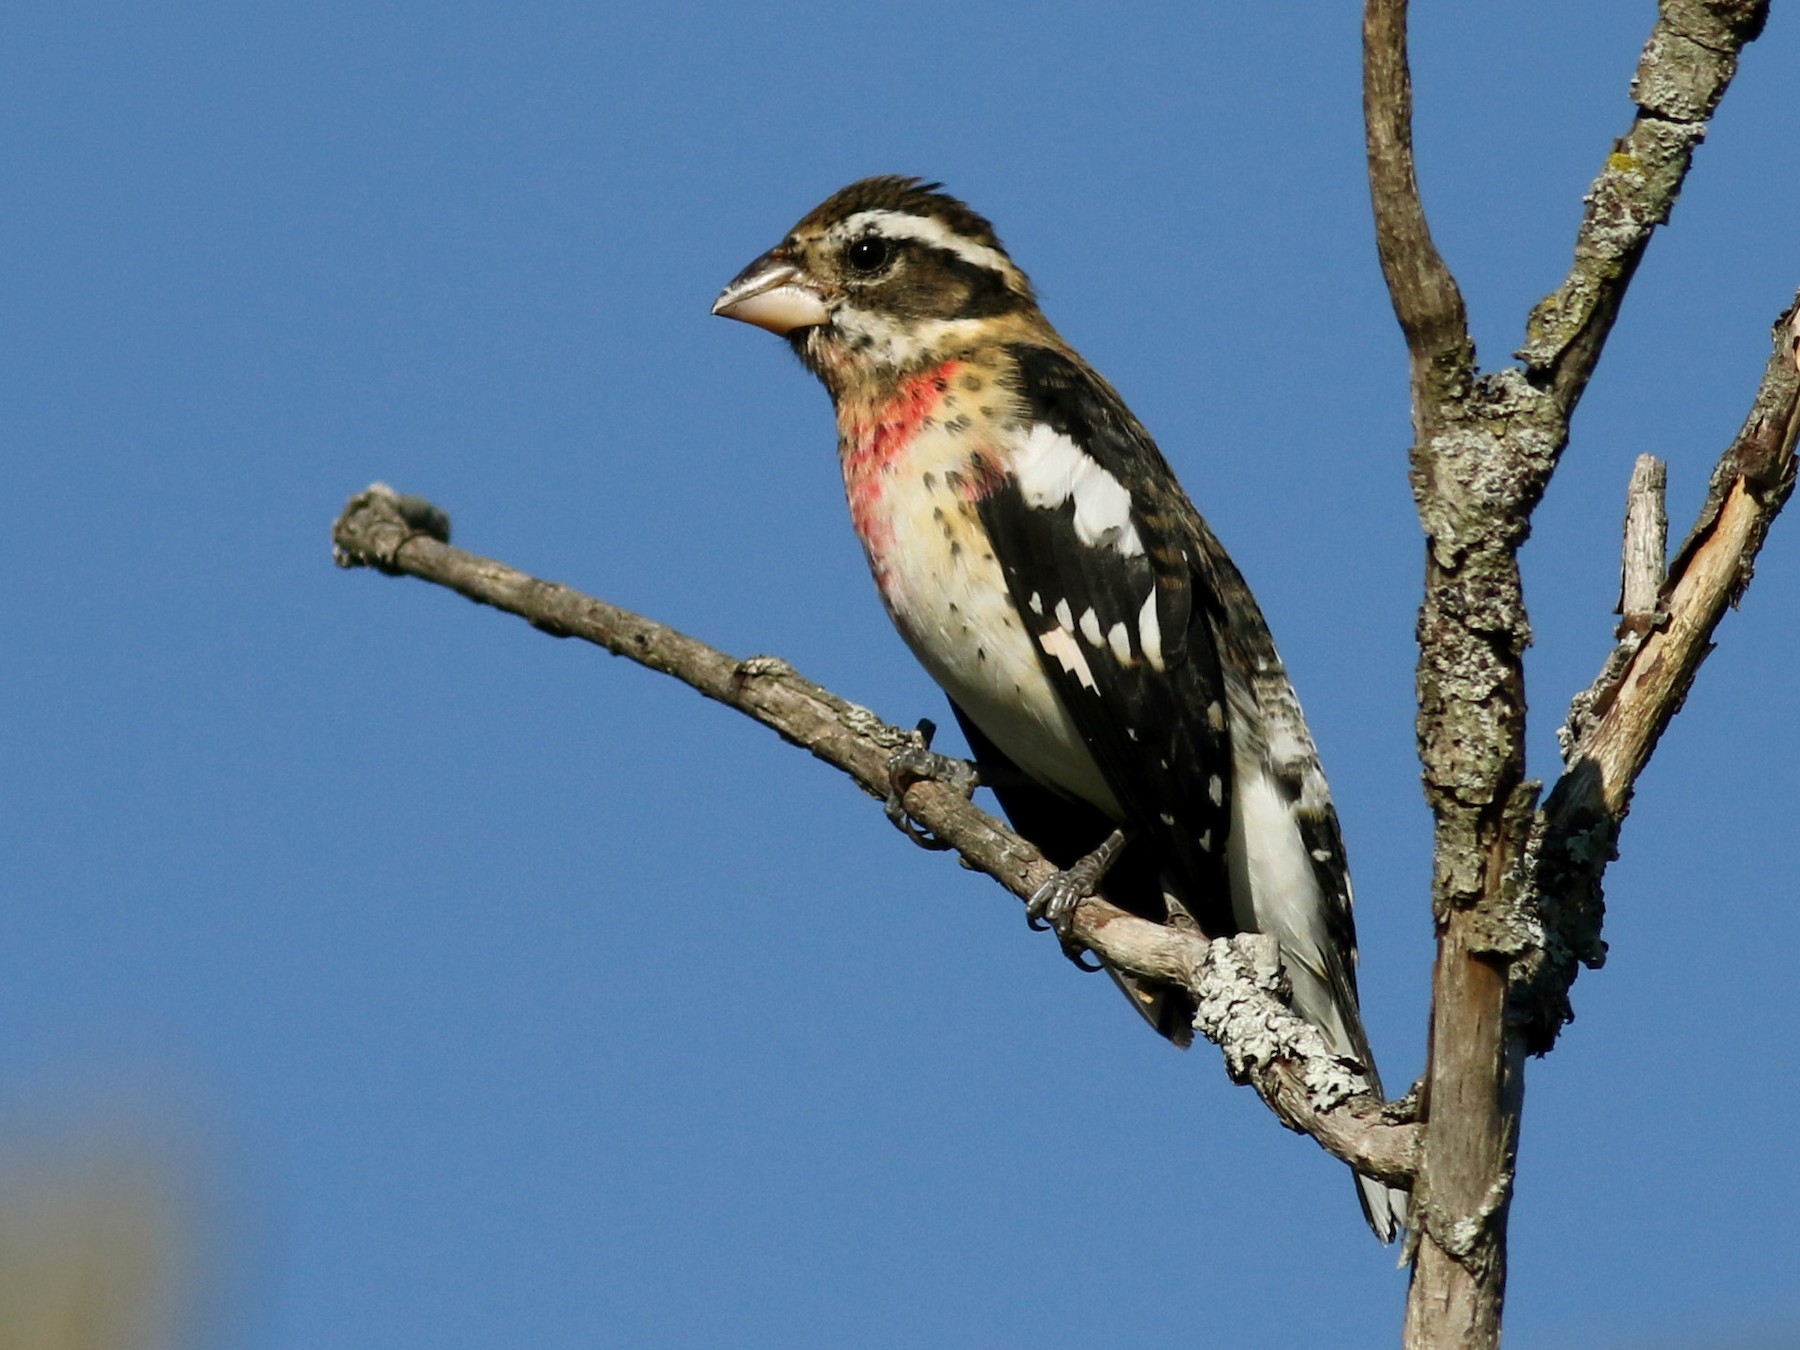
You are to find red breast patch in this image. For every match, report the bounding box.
[840,361,962,555]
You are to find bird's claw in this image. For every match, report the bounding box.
[1024,828,1129,945]
[884,718,978,850]
[1026,871,1111,973]
[1025,872,1088,935]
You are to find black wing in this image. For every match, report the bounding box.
[973,342,1235,936]
[947,701,1199,1046]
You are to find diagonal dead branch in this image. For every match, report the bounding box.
[331,483,1420,1186]
[1559,296,1799,817]
[1519,0,1770,417]
[1520,294,1800,1047]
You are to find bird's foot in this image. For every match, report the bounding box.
[1026,829,1128,948]
[1381,1080,1425,1125]
[884,719,979,850]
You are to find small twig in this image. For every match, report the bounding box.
[331,484,1420,1186]
[1558,453,1669,764]
[1571,295,1799,815]
[1524,292,1800,1046]
[1618,454,1668,632]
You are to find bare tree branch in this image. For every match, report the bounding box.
[1361,10,1530,1338]
[1619,454,1670,628]
[1520,1,1771,417]
[331,484,1421,1187]
[1363,4,1772,1346]
[1362,0,1475,427]
[1520,296,1800,1042]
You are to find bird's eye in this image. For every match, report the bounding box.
[845,236,893,275]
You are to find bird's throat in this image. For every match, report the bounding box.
[838,360,964,560]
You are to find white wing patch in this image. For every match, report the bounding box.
[1137,590,1164,671]
[1011,424,1144,556]
[1037,622,1097,691]
[1078,607,1103,647]
[1106,621,1131,664]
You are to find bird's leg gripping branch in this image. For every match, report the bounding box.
[883,717,980,850]
[331,482,1420,1188]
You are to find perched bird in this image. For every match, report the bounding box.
[713,176,1403,1241]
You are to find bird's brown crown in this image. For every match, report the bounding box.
[792,176,1010,259]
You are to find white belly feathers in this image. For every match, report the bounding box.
[845,419,1121,818]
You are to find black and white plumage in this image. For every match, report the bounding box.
[713,176,1404,1241]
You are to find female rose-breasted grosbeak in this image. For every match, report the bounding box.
[713,176,1403,1241]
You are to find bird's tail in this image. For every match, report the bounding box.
[1355,1165,1408,1246]
[1291,963,1408,1244]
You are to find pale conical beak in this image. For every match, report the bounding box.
[711,250,830,335]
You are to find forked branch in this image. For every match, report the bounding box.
[1362,3,1774,1347]
[1525,298,1800,1032]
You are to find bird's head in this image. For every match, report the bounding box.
[712,176,1040,396]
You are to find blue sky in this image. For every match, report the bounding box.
[5,3,1797,1347]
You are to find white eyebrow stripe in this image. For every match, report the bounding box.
[1011,424,1144,556]
[836,209,1017,277]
